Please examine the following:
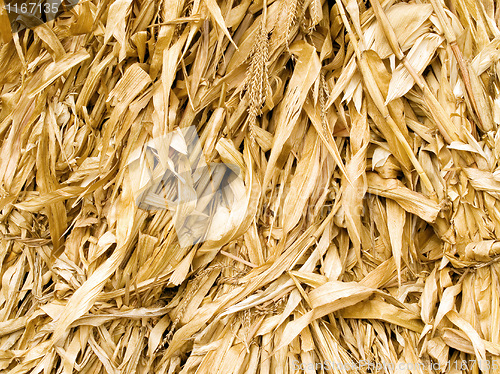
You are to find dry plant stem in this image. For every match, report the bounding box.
[338,0,436,198]
[428,0,486,132]
[2,0,500,372]
[370,0,461,144]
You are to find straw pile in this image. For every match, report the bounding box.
[1,0,500,372]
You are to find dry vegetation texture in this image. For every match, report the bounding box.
[2,0,500,372]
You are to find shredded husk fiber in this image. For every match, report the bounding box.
[2,0,500,372]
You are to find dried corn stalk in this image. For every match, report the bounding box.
[1,0,500,372]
